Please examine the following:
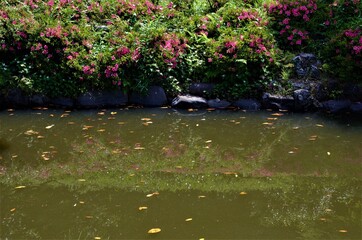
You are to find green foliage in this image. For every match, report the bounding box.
[0,0,360,99]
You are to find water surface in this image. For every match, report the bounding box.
[1,108,361,239]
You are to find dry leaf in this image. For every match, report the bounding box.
[240,192,247,195]
[198,195,206,198]
[85,216,93,219]
[78,179,86,182]
[15,186,26,189]
[111,112,117,115]
[94,237,101,240]
[139,206,148,211]
[146,192,159,197]
[141,118,151,121]
[134,147,145,150]
[185,218,193,222]
[262,122,273,125]
[316,124,324,127]
[338,230,347,233]
[327,152,331,155]
[271,113,284,116]
[45,124,55,129]
[148,228,161,234]
[24,130,39,136]
[10,208,16,212]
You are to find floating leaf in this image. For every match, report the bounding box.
[198,195,206,198]
[37,136,45,139]
[139,206,148,211]
[240,192,247,195]
[85,216,93,219]
[141,118,151,121]
[94,237,101,240]
[292,127,300,130]
[271,113,284,116]
[78,179,86,182]
[97,129,106,132]
[327,152,331,155]
[185,218,193,222]
[15,186,26,189]
[45,124,55,129]
[146,192,159,197]
[148,228,161,234]
[338,230,347,233]
[24,130,39,136]
[98,112,105,116]
[111,112,117,115]
[10,208,16,212]
[262,122,273,126]
[316,124,324,127]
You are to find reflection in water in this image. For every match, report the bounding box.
[0,109,361,239]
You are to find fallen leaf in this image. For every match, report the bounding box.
[148,228,161,234]
[185,218,193,222]
[292,127,300,130]
[141,118,151,121]
[24,130,39,136]
[146,192,159,197]
[139,206,148,211]
[15,186,26,189]
[45,124,55,129]
[111,112,117,115]
[262,122,273,126]
[134,147,145,150]
[10,208,16,212]
[327,152,331,155]
[85,216,93,219]
[37,136,45,139]
[78,179,86,182]
[97,129,106,132]
[94,237,101,240]
[198,195,206,198]
[240,192,247,195]
[316,124,324,127]
[338,230,347,233]
[271,113,284,116]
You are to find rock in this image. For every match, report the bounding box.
[129,86,167,107]
[6,89,29,108]
[293,89,312,111]
[322,100,351,113]
[30,95,49,107]
[103,90,128,107]
[171,95,208,109]
[50,97,74,108]
[262,93,294,111]
[343,83,362,101]
[350,102,362,114]
[293,53,320,78]
[232,99,261,111]
[77,91,104,108]
[189,83,215,97]
[207,99,231,109]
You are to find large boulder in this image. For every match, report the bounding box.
[103,90,128,107]
[50,97,75,108]
[207,99,231,109]
[322,100,351,113]
[350,102,362,114]
[293,89,312,111]
[30,95,49,107]
[172,95,208,109]
[129,86,167,107]
[5,88,29,108]
[232,99,261,111]
[262,93,294,111]
[293,53,320,78]
[189,83,215,97]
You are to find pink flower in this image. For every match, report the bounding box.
[296,39,302,45]
[207,58,212,63]
[47,0,54,7]
[324,20,330,26]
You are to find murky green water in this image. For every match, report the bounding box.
[1,108,361,239]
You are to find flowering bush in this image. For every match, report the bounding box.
[0,0,361,99]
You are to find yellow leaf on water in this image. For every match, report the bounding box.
[316,124,324,127]
[198,195,206,198]
[185,218,193,222]
[146,192,159,197]
[325,208,332,212]
[37,136,45,139]
[139,206,148,211]
[240,192,247,195]
[262,122,273,125]
[141,118,151,121]
[327,152,331,155]
[271,113,284,116]
[10,208,16,212]
[45,124,55,129]
[15,186,26,189]
[94,237,101,240]
[148,228,161,234]
[338,230,347,233]
[85,216,93,219]
[111,112,117,115]
[24,130,39,136]
[97,129,106,132]
[78,179,86,182]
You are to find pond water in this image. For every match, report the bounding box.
[0,108,361,239]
